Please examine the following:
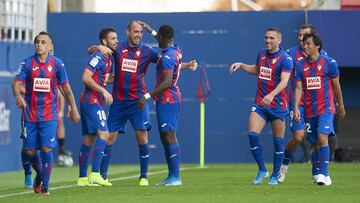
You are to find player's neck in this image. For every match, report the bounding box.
[268,47,280,54]
[37,53,49,63]
[308,52,319,62]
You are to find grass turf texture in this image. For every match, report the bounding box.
[0,163,359,203]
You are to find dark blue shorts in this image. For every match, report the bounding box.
[156,103,180,132]
[80,103,108,136]
[251,104,288,123]
[289,105,305,132]
[24,121,57,149]
[107,100,151,134]
[305,113,335,144]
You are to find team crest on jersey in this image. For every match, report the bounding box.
[33,78,51,92]
[259,66,272,81]
[306,76,321,90]
[47,65,52,72]
[317,64,322,71]
[121,58,138,73]
[90,57,99,67]
[272,58,277,64]
[136,50,141,56]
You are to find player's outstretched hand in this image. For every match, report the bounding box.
[103,90,113,106]
[99,45,113,57]
[294,108,301,123]
[337,106,346,121]
[188,60,198,71]
[229,63,242,74]
[69,108,80,124]
[137,97,146,109]
[15,96,26,109]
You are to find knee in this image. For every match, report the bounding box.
[107,133,118,145]
[161,132,177,144]
[26,149,37,156]
[40,147,52,152]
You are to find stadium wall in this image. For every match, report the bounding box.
[0,11,359,172]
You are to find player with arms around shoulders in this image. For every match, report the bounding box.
[294,33,345,186]
[12,31,80,195]
[229,27,293,185]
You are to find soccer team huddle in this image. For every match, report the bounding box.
[12,20,345,195]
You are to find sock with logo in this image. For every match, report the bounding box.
[30,151,42,177]
[272,137,285,178]
[40,151,53,190]
[91,138,107,173]
[21,148,32,176]
[248,131,267,172]
[168,143,180,178]
[100,145,112,180]
[138,144,149,179]
[79,144,91,177]
[319,145,330,176]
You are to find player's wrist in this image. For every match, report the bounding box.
[144,92,151,100]
[151,30,157,37]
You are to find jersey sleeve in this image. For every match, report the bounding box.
[57,61,69,85]
[15,61,27,82]
[160,54,176,73]
[329,57,339,78]
[86,53,102,72]
[149,47,160,63]
[281,54,293,73]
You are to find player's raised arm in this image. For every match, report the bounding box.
[137,20,157,38]
[229,62,259,75]
[88,45,113,56]
[58,84,80,124]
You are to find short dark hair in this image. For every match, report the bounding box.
[99,28,116,45]
[303,32,323,52]
[127,20,137,30]
[34,31,53,44]
[158,25,174,39]
[266,27,281,35]
[299,23,315,33]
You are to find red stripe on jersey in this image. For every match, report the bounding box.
[28,58,39,122]
[42,59,56,121]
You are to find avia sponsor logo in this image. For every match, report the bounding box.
[0,102,10,132]
[259,66,272,81]
[121,58,138,73]
[33,78,51,92]
[306,76,321,90]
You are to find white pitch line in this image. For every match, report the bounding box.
[0,166,202,198]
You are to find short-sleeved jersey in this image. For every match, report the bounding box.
[255,48,293,109]
[296,54,339,118]
[287,45,327,106]
[153,45,183,104]
[15,53,69,122]
[112,41,159,101]
[80,51,112,106]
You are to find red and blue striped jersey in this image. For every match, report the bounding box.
[15,53,69,122]
[112,41,159,101]
[296,55,338,118]
[255,48,293,109]
[80,51,112,106]
[287,46,327,106]
[154,45,183,104]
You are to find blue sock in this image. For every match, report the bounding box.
[272,137,285,178]
[319,145,330,176]
[168,143,181,178]
[100,145,112,179]
[79,144,91,178]
[312,150,319,176]
[30,151,41,177]
[138,144,149,178]
[91,138,107,173]
[162,143,172,177]
[248,132,267,172]
[40,151,53,190]
[283,150,293,165]
[21,149,32,175]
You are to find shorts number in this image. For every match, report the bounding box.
[305,123,312,133]
[96,110,107,121]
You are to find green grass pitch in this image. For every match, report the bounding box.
[0,163,359,202]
